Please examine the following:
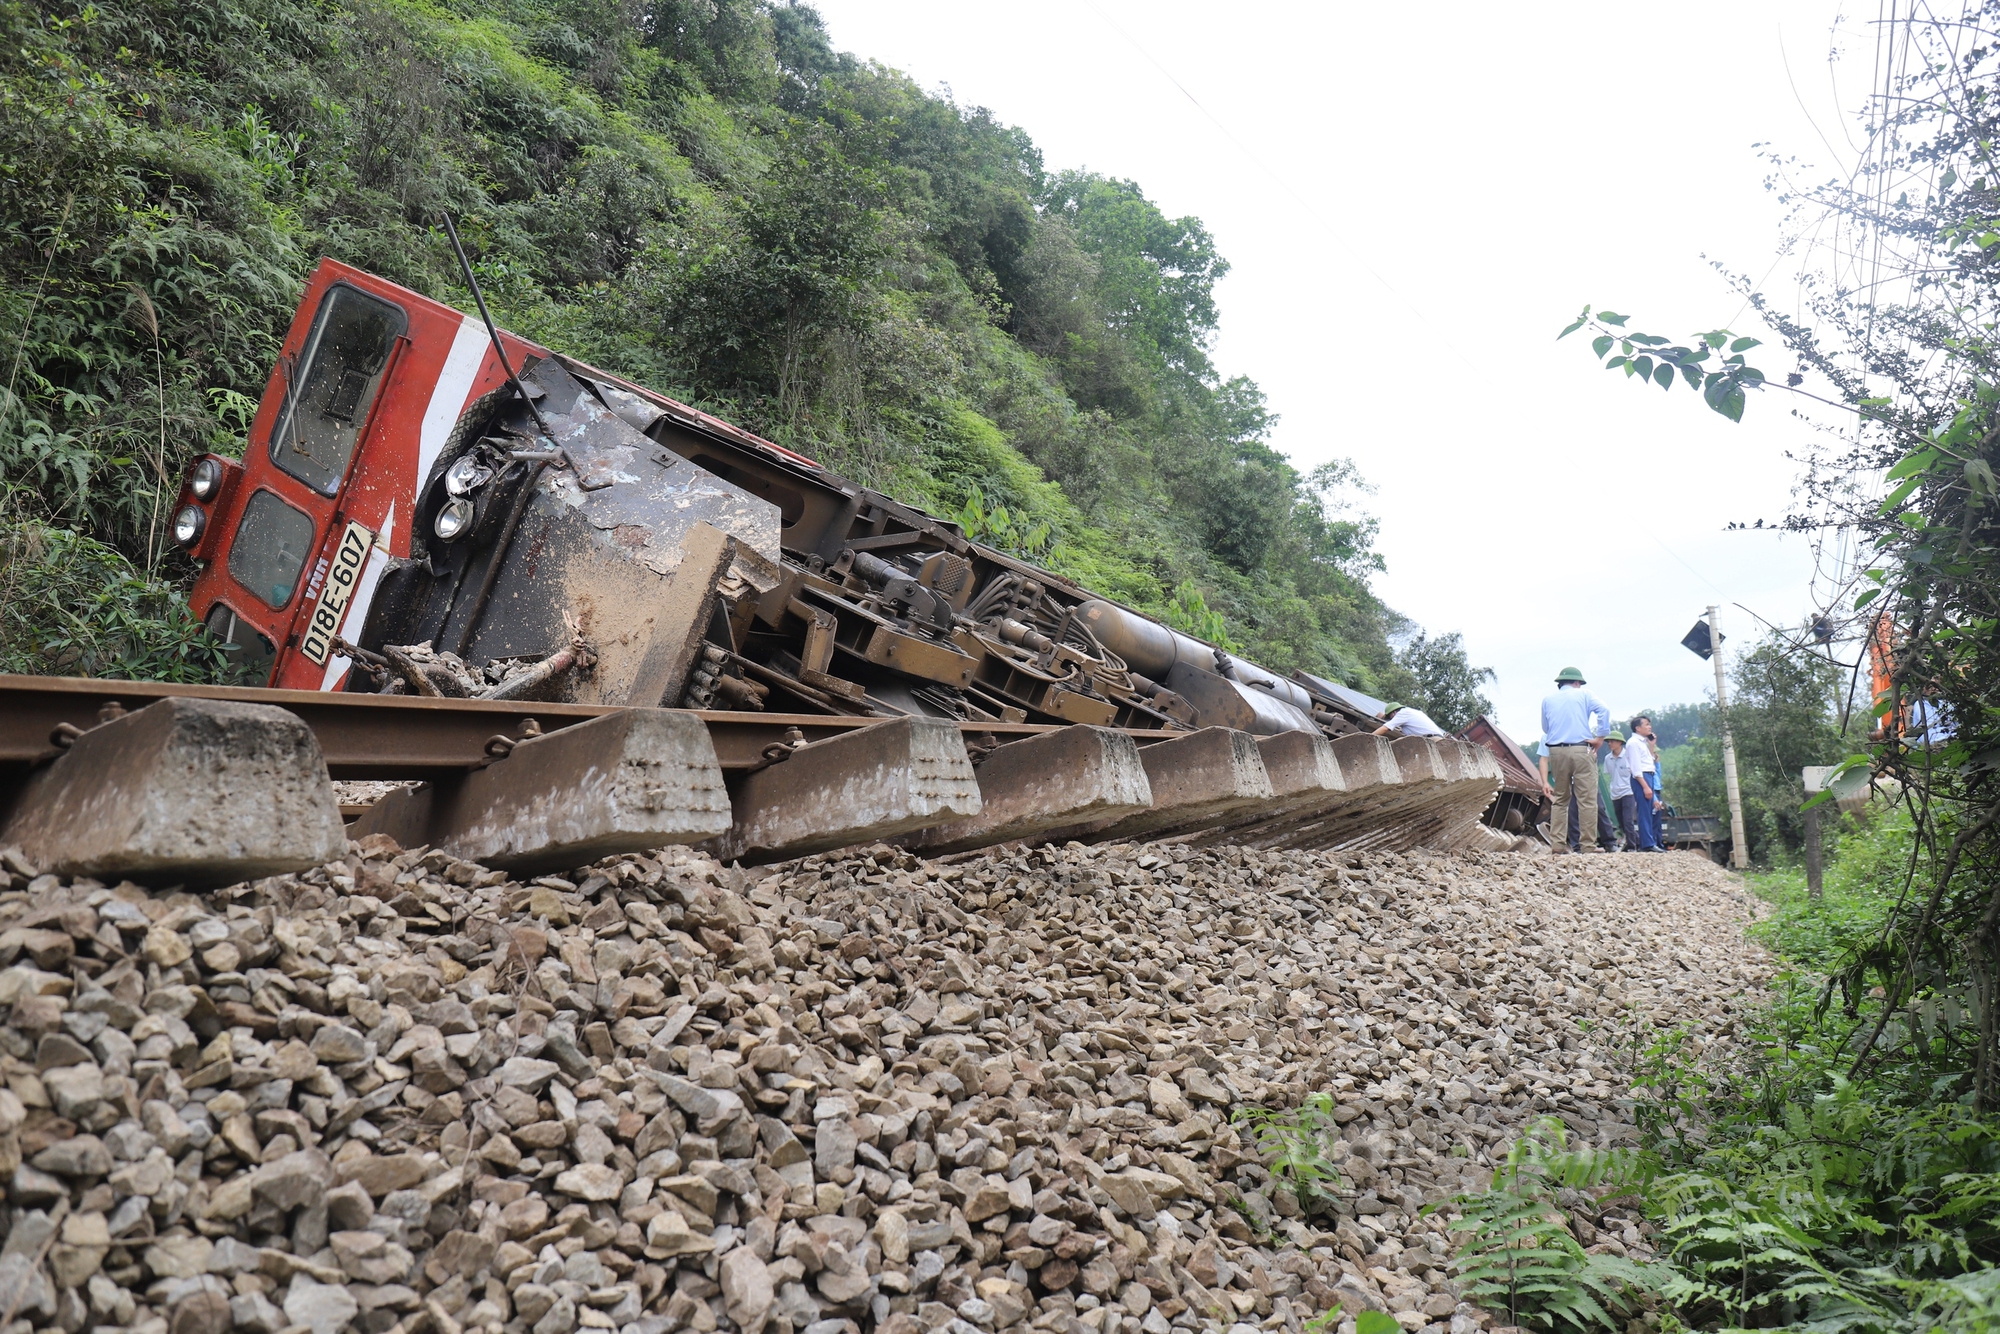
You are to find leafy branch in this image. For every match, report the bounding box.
[1558,307,1768,421]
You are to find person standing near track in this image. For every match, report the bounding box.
[1602,731,1641,851]
[1625,715,1664,852]
[1537,666,1612,853]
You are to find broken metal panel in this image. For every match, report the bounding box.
[355,359,783,704]
[1455,714,1541,791]
[621,522,738,708]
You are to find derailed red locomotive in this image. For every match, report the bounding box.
[170,257,1390,741]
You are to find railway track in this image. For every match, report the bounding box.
[0,674,1510,885]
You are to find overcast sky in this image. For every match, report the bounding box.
[810,0,1870,742]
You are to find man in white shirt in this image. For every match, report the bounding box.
[1602,732,1640,851]
[1373,702,1446,738]
[1625,716,1662,851]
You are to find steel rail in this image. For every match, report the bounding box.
[0,674,1077,780]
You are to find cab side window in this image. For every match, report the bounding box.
[202,603,278,682]
[228,490,317,609]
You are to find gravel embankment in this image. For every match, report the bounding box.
[0,837,1767,1334]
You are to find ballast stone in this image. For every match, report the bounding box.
[0,696,345,884]
[0,831,1766,1334]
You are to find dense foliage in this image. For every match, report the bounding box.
[0,512,240,680]
[1620,820,2000,1332]
[0,0,1443,691]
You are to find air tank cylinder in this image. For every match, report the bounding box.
[1077,600,1216,678]
[1077,599,1318,734]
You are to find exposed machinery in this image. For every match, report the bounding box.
[169,258,1388,743]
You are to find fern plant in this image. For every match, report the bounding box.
[1430,1116,1659,1332]
[1233,1093,1346,1215]
[1640,1076,2000,1330]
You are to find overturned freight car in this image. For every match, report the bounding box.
[153,257,1511,864]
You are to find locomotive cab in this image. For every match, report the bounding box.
[174,261,525,691]
[172,256,1350,737]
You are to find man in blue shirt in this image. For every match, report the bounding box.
[1536,666,1612,853]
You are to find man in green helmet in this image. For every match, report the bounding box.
[1537,666,1611,853]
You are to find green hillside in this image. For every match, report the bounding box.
[0,0,1423,692]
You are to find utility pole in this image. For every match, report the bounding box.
[1803,801,1823,899]
[1801,765,1837,900]
[1709,604,1751,869]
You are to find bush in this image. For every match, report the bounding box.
[1747,809,1920,974]
[1597,812,2000,1331]
[0,516,239,682]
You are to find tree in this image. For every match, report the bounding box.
[1558,6,2000,1108]
[1638,702,1703,749]
[1394,630,1494,733]
[0,0,1426,695]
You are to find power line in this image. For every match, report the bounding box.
[1651,532,1725,596]
[1075,0,1427,325]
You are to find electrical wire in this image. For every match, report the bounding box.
[1650,532,1725,597]
[1074,0,1427,326]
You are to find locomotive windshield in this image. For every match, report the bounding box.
[268,283,406,495]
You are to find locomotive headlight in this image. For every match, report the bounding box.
[433,498,474,542]
[173,504,206,547]
[445,453,493,497]
[189,456,223,500]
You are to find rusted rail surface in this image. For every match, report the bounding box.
[1,674,1511,879]
[0,673,1068,778]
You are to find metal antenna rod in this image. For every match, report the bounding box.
[440,213,557,445]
